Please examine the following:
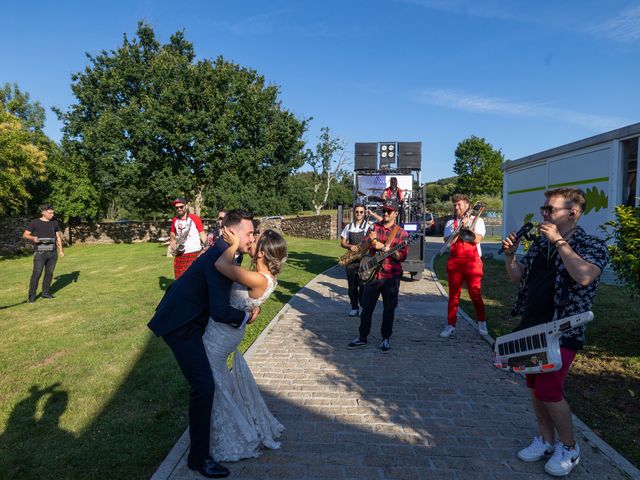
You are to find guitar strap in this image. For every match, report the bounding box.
[385,224,401,248]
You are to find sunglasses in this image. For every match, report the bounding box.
[354,210,365,214]
[175,205,186,210]
[539,206,571,216]
[217,217,225,220]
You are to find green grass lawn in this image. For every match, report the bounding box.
[0,238,343,479]
[433,255,640,468]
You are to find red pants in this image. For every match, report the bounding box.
[446,256,485,326]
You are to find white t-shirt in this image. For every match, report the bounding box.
[171,214,204,254]
[341,220,373,243]
[444,216,486,256]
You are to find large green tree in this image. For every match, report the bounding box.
[1,83,58,213]
[453,135,504,197]
[56,22,307,219]
[0,111,46,214]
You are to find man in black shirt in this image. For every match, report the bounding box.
[22,204,65,303]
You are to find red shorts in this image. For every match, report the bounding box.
[525,347,576,402]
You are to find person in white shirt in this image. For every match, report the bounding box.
[340,204,373,316]
[439,194,487,338]
[170,197,206,279]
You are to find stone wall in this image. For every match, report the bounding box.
[0,216,35,254]
[0,213,338,255]
[257,215,336,240]
[68,221,173,245]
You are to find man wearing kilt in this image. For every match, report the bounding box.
[170,198,206,279]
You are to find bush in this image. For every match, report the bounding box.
[600,205,640,297]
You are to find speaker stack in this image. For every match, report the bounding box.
[397,142,422,170]
[354,143,378,170]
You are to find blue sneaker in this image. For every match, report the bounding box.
[347,337,367,349]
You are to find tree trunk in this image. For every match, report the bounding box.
[193,185,204,217]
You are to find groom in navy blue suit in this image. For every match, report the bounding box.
[148,210,259,478]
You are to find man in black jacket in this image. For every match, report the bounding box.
[148,210,259,478]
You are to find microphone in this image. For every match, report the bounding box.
[498,222,534,254]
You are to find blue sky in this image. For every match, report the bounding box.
[2,0,639,181]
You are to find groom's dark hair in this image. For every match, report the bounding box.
[222,209,253,228]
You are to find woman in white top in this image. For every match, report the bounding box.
[203,228,287,462]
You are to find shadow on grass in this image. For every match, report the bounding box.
[0,300,28,310]
[159,276,174,292]
[49,271,80,295]
[0,335,188,480]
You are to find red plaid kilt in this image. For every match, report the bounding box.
[174,251,199,279]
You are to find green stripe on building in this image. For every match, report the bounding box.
[508,176,609,195]
[507,186,546,195]
[549,176,608,188]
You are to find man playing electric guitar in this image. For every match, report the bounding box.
[347,200,408,353]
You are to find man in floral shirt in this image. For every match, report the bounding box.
[501,187,609,477]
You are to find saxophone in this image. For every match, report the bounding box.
[338,243,369,266]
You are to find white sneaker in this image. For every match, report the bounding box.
[348,309,359,317]
[439,325,456,338]
[517,436,554,462]
[478,321,488,335]
[544,442,580,476]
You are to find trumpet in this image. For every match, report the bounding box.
[438,202,485,255]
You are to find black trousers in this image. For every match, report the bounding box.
[28,251,58,300]
[345,262,364,310]
[358,276,401,340]
[163,321,215,463]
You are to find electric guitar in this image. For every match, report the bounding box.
[358,235,417,284]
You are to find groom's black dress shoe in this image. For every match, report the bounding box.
[187,457,230,478]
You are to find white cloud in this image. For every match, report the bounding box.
[415,88,630,131]
[589,5,640,42]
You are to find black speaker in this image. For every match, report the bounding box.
[406,234,424,261]
[354,142,378,170]
[397,142,422,170]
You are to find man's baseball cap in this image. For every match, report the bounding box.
[170,197,188,206]
[381,199,400,212]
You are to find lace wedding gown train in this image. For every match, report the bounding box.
[203,272,284,462]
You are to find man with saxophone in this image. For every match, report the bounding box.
[340,203,374,316]
[500,188,608,477]
[440,194,487,338]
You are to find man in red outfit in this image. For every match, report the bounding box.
[440,194,487,338]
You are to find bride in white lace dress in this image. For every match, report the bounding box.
[203,228,287,462]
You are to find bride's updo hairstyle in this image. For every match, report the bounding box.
[255,229,287,276]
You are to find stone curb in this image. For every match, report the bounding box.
[149,264,337,480]
[427,255,640,480]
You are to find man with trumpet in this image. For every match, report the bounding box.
[440,194,488,338]
[339,203,374,316]
[500,187,608,477]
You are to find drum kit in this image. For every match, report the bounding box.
[356,188,414,223]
